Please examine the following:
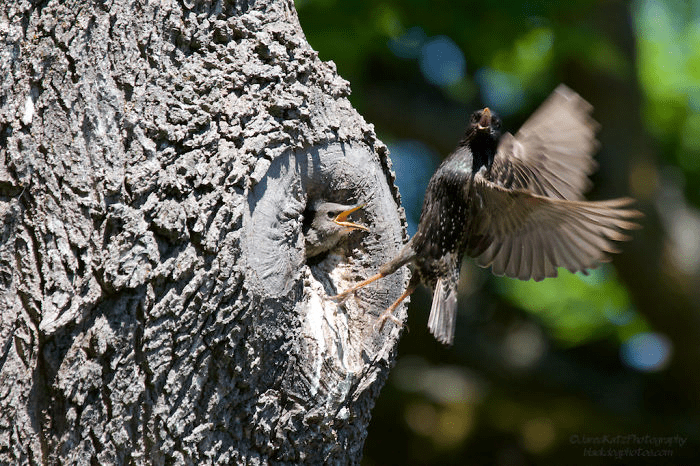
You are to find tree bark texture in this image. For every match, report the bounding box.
[0,0,409,464]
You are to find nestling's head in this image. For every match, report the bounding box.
[304,202,369,258]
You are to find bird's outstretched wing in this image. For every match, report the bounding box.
[488,85,599,200]
[465,175,642,282]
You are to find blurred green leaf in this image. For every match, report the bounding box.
[496,266,649,346]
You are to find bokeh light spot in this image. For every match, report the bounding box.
[419,36,466,86]
[388,26,426,59]
[620,332,673,372]
[388,140,440,236]
[475,68,525,116]
[521,417,556,453]
[435,408,474,448]
[404,402,438,437]
[502,322,546,369]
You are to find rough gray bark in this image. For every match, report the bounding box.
[0,0,409,464]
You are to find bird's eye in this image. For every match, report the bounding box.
[327,211,335,219]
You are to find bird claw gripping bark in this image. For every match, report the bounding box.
[374,310,404,333]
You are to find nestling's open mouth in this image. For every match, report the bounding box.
[334,204,369,231]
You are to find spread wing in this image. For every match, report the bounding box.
[465,174,642,282]
[488,84,599,200]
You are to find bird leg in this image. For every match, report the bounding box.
[331,272,386,301]
[374,285,417,332]
[332,245,416,301]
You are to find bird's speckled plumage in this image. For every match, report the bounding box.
[336,85,642,346]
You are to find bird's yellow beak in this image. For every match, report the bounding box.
[334,204,369,231]
[477,107,492,130]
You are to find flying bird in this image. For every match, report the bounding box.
[335,85,642,345]
[304,202,369,259]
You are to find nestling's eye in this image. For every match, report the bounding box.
[327,211,335,219]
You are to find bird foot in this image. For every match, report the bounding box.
[373,310,404,333]
[372,285,416,334]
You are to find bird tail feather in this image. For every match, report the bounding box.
[427,278,458,345]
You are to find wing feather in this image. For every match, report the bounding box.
[487,85,599,200]
[466,174,642,280]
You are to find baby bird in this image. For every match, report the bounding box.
[304,202,369,259]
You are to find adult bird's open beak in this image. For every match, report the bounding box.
[477,107,492,130]
[334,204,369,231]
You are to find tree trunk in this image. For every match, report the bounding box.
[0,0,408,464]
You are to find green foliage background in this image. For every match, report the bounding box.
[297,0,700,464]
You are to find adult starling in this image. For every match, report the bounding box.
[335,85,642,345]
[304,202,369,259]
